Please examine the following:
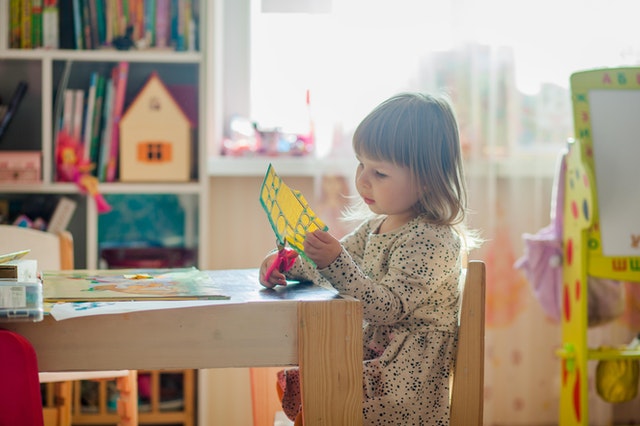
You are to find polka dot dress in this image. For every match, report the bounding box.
[281,215,462,425]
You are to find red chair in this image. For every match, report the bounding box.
[0,329,45,426]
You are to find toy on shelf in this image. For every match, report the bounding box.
[55,131,111,213]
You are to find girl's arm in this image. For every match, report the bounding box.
[320,226,461,326]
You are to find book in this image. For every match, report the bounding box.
[42,267,229,301]
[0,81,28,143]
[72,88,85,141]
[85,0,98,49]
[80,0,92,49]
[47,196,77,233]
[155,0,169,48]
[143,0,155,46]
[106,61,129,182]
[82,71,98,162]
[42,0,59,48]
[97,75,114,181]
[31,0,43,48]
[57,0,74,49]
[94,0,105,46]
[20,0,32,48]
[88,74,106,171]
[61,88,75,136]
[9,0,20,48]
[72,0,83,48]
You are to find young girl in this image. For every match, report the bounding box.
[259,92,478,425]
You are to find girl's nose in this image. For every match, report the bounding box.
[356,171,370,188]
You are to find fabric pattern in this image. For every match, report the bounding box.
[282,214,462,425]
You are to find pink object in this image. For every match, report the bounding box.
[0,330,45,426]
[515,151,625,326]
[265,243,297,281]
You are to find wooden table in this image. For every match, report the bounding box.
[3,269,363,426]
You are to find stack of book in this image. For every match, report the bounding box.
[55,61,129,182]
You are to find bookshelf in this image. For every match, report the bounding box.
[0,1,209,425]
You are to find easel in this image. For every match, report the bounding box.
[558,67,640,425]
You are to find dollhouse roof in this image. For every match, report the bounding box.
[121,72,194,127]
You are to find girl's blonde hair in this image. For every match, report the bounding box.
[352,92,468,227]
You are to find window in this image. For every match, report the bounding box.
[219,0,640,161]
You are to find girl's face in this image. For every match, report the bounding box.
[355,154,421,227]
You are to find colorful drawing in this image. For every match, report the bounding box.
[259,164,328,263]
[42,267,228,301]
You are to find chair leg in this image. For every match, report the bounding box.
[54,381,73,426]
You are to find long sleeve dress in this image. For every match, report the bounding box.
[281,214,463,425]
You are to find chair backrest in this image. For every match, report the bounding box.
[450,260,486,426]
[0,224,74,270]
[0,329,46,425]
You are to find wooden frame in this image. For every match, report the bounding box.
[450,260,486,426]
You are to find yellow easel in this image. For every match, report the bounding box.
[558,67,640,425]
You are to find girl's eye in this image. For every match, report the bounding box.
[375,170,387,178]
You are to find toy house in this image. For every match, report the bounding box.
[119,72,193,182]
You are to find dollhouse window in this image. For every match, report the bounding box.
[137,142,172,163]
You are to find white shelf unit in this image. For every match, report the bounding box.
[0,5,209,271]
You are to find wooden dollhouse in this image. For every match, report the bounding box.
[119,72,193,182]
[558,67,640,425]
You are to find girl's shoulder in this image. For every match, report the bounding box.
[400,217,460,244]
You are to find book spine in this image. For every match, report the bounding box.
[20,0,32,48]
[9,0,21,48]
[89,75,106,173]
[31,0,43,48]
[98,76,114,181]
[42,0,58,48]
[62,88,74,135]
[71,0,82,48]
[155,0,168,48]
[85,0,98,49]
[106,61,128,182]
[114,0,124,39]
[174,0,186,51]
[82,71,98,162]
[72,88,84,142]
[56,0,74,49]
[143,0,155,47]
[80,0,91,49]
[94,0,105,45]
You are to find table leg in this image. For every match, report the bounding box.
[116,370,138,426]
[298,298,363,426]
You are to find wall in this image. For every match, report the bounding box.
[202,175,323,425]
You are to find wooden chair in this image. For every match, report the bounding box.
[450,260,486,426]
[0,224,137,426]
[266,260,487,426]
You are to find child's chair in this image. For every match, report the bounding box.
[0,224,137,426]
[0,328,45,425]
[450,260,486,426]
[265,260,487,426]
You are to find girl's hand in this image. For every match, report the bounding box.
[304,230,342,269]
[259,253,288,288]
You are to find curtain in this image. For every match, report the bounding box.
[245,1,640,424]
